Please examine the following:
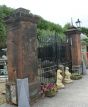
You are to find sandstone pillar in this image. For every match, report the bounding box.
[65,27,82,72]
[5,8,40,103]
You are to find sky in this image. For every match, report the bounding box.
[0,0,88,27]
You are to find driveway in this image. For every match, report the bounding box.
[32,74,88,107]
[1,73,88,107]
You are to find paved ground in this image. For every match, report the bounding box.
[1,73,88,107]
[32,74,88,107]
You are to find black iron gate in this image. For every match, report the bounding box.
[37,35,72,83]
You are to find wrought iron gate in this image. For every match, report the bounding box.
[37,35,72,83]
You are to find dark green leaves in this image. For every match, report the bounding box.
[0,5,14,48]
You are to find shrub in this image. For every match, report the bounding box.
[71,73,82,80]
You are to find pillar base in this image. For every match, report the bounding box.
[6,80,40,105]
[72,65,82,74]
[29,81,40,103]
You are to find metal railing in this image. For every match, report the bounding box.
[38,65,57,84]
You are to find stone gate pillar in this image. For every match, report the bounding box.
[5,8,40,103]
[65,26,82,72]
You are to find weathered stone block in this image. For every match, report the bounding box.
[5,8,40,104]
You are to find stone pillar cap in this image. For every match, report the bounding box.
[65,26,81,35]
[4,8,39,24]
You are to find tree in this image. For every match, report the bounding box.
[80,27,88,37]
[63,23,72,31]
[37,17,63,34]
[37,16,65,41]
[0,5,13,49]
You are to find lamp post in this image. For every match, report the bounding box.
[75,19,81,28]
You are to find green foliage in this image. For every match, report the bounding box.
[37,17,65,41]
[37,29,66,44]
[81,27,88,36]
[63,23,72,31]
[80,27,88,45]
[0,5,13,48]
[37,17,63,33]
[0,5,13,18]
[71,73,82,80]
[1,5,88,49]
[81,38,88,46]
[0,5,65,49]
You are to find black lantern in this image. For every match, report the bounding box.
[75,19,81,28]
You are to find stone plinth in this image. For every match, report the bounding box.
[5,8,40,104]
